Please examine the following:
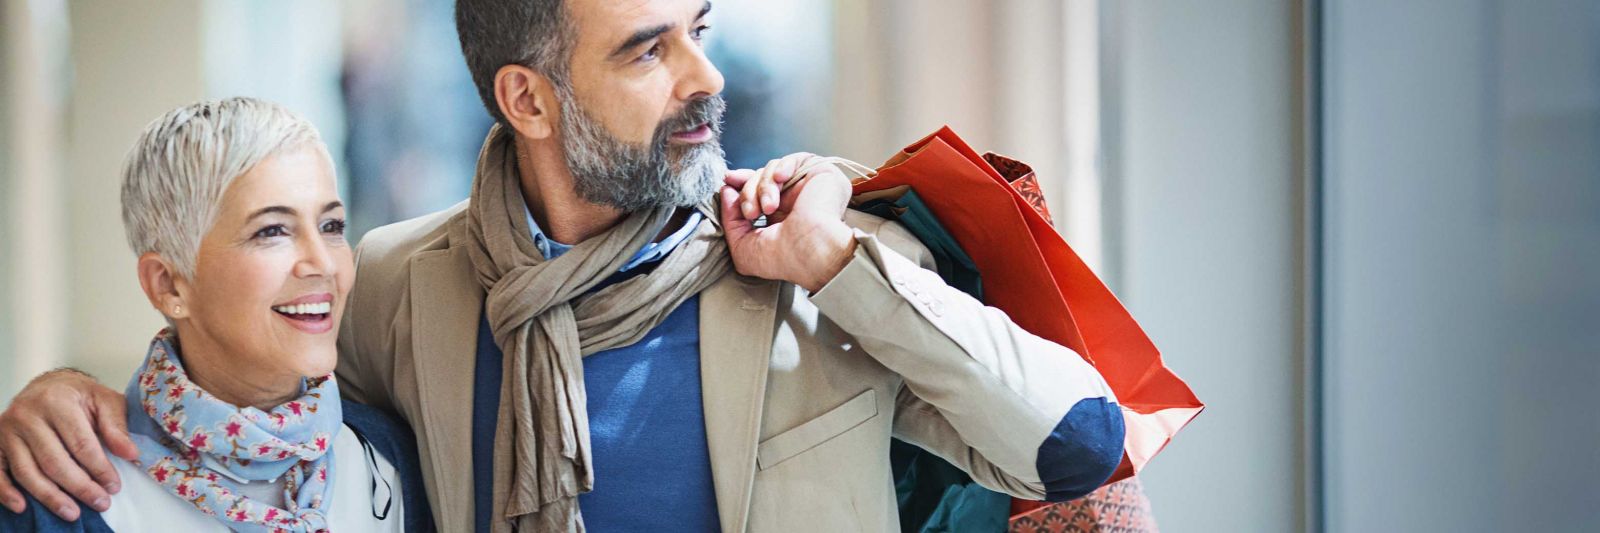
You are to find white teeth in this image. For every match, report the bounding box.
[274,302,331,315]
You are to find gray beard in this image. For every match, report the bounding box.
[557,88,727,211]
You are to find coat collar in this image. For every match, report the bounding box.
[698,273,781,533]
[408,238,483,533]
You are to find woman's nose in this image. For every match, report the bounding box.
[293,234,337,278]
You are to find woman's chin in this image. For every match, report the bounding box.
[294,350,340,380]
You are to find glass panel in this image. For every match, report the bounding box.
[1322,1,1600,530]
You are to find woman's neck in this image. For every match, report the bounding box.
[169,327,301,411]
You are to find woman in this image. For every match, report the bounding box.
[0,97,429,532]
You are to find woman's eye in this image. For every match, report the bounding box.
[321,219,347,235]
[691,24,710,42]
[254,225,289,239]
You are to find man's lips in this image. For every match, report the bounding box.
[670,123,713,143]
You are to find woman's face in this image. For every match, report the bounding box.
[176,145,353,385]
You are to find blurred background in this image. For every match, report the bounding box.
[2,0,1597,531]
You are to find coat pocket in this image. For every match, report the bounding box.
[757,389,878,471]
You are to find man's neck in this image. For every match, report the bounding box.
[515,135,691,245]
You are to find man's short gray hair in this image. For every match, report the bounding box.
[456,0,575,125]
[120,97,324,279]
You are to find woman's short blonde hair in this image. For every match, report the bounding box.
[120,97,324,279]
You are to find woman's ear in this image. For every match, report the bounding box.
[137,252,187,319]
[494,64,559,140]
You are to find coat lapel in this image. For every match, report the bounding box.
[408,243,484,533]
[699,273,781,532]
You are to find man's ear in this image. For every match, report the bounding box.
[137,252,187,320]
[494,64,559,140]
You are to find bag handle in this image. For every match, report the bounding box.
[818,156,877,182]
[776,155,879,193]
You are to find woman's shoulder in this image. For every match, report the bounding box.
[337,399,434,532]
[0,490,115,533]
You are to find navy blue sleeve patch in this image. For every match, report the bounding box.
[0,490,113,533]
[1036,397,1125,502]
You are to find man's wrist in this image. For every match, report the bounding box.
[797,221,857,293]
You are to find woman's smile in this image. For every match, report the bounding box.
[271,292,335,334]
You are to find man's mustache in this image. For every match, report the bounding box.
[652,95,727,150]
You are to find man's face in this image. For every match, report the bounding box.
[558,0,727,211]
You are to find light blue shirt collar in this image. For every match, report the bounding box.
[526,207,703,272]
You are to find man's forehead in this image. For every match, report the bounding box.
[570,0,709,39]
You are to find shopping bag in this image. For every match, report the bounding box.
[1008,477,1159,533]
[847,126,1203,485]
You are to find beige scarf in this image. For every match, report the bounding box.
[455,125,732,532]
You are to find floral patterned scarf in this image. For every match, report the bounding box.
[123,329,342,533]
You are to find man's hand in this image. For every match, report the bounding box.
[0,369,136,520]
[720,153,858,292]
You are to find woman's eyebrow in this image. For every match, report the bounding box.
[245,201,342,221]
[246,205,296,221]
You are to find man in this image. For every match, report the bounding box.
[0,0,1125,531]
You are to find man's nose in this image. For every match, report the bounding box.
[677,45,725,101]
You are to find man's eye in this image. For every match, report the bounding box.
[640,43,662,62]
[321,219,346,235]
[691,24,711,42]
[254,225,289,239]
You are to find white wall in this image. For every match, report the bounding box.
[0,1,346,398]
[828,0,1108,270]
[62,0,209,382]
[3,0,73,402]
[1106,2,1306,532]
[1,2,13,401]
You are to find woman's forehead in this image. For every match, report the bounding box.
[217,147,341,219]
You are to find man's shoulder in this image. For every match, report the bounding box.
[355,200,469,266]
[843,209,932,267]
[349,200,474,302]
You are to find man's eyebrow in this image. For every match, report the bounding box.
[610,23,673,61]
[607,1,714,61]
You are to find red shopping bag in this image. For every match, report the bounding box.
[851,127,1203,489]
